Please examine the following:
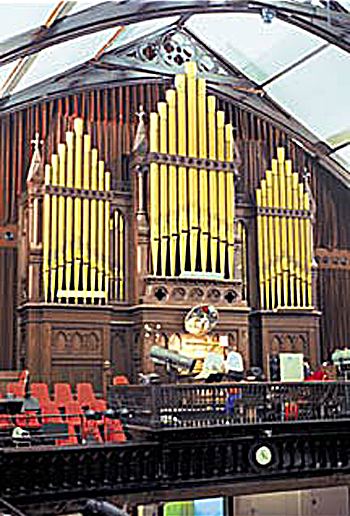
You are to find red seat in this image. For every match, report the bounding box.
[6,383,25,397]
[0,415,14,429]
[77,383,96,407]
[64,401,84,427]
[56,423,79,446]
[83,419,103,444]
[104,417,126,443]
[93,399,107,412]
[40,401,64,424]
[31,383,50,403]
[112,375,129,385]
[15,413,41,429]
[54,383,73,405]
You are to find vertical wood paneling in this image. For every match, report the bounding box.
[0,247,16,369]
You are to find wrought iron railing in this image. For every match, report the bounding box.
[108,381,350,429]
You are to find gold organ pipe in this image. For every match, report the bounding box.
[261,179,270,309]
[175,73,187,273]
[50,154,59,302]
[104,171,111,302]
[57,143,66,298]
[299,182,306,307]
[225,124,235,280]
[266,170,275,309]
[97,160,105,299]
[166,89,177,276]
[114,211,119,299]
[304,190,313,306]
[73,118,83,303]
[149,112,160,275]
[278,148,288,306]
[43,164,51,302]
[198,78,209,274]
[186,61,199,272]
[90,149,98,293]
[65,131,74,295]
[208,95,218,273]
[292,172,301,306]
[82,134,91,299]
[119,213,124,300]
[285,160,295,307]
[256,188,265,308]
[158,101,168,276]
[272,159,282,307]
[217,110,226,277]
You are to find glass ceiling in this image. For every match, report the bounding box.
[1,1,350,176]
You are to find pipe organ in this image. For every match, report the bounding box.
[256,148,314,310]
[28,118,125,305]
[148,62,236,279]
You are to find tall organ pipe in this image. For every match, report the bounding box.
[166,89,178,277]
[186,61,199,272]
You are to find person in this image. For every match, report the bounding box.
[225,346,244,381]
[303,359,311,379]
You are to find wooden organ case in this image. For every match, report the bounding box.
[251,149,320,373]
[18,119,127,387]
[16,60,322,387]
[132,62,250,374]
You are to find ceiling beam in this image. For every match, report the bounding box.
[1,0,350,69]
[0,1,77,98]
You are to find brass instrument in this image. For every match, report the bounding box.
[256,148,314,310]
[148,62,236,278]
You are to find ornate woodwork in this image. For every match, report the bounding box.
[3,420,350,516]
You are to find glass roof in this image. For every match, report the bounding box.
[11,28,117,93]
[187,14,324,84]
[265,45,350,145]
[0,1,350,177]
[0,2,57,42]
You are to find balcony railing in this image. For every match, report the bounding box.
[108,381,350,429]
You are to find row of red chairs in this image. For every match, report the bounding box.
[0,408,126,446]
[30,382,98,406]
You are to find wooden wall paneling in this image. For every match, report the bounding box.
[0,247,17,369]
[11,112,17,221]
[5,114,10,224]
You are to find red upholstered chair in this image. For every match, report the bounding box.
[93,399,107,412]
[64,401,84,427]
[112,375,129,386]
[77,383,96,407]
[31,383,50,404]
[15,413,41,430]
[6,383,25,398]
[54,383,73,405]
[104,417,126,443]
[40,401,65,424]
[55,424,79,446]
[0,415,14,430]
[83,419,104,444]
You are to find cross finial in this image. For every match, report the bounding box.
[136,105,145,123]
[30,132,43,153]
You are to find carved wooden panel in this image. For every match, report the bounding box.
[51,329,103,357]
[141,277,246,307]
[268,332,310,358]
